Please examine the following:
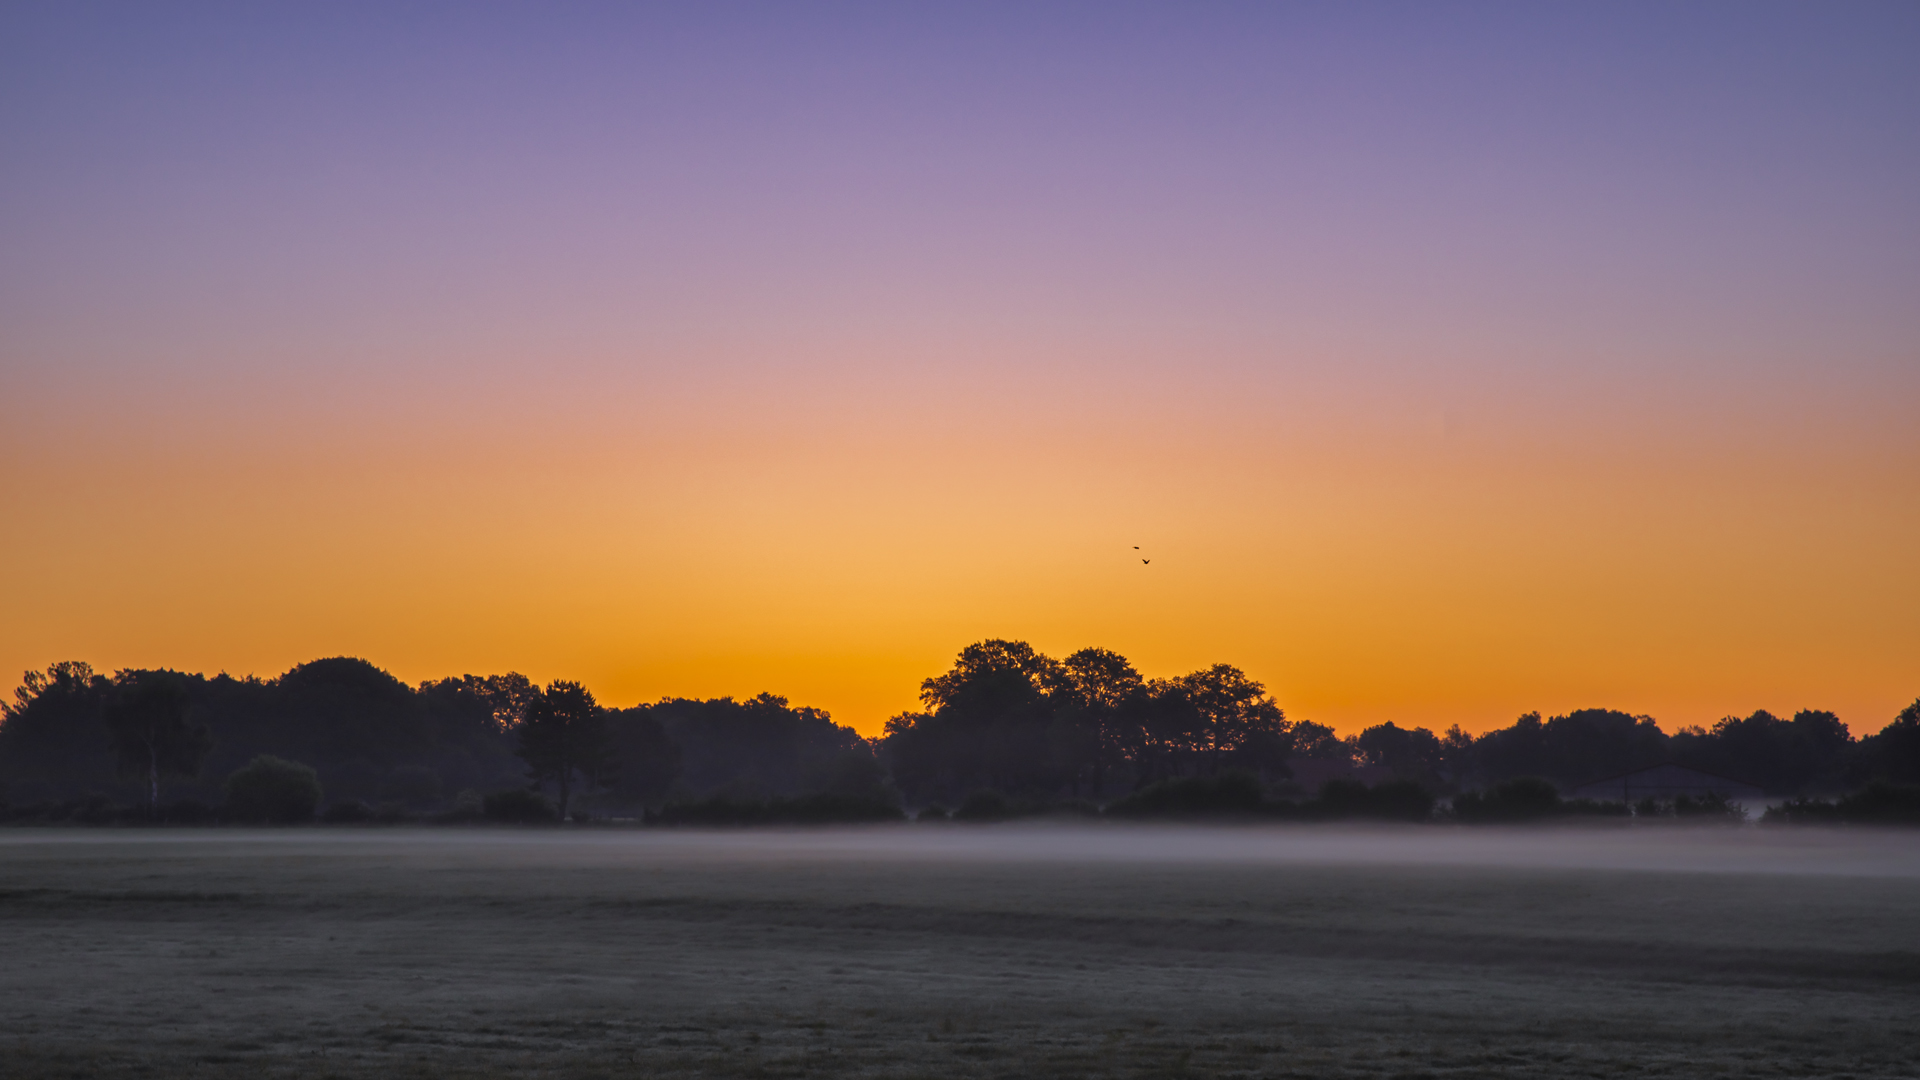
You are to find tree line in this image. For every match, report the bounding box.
[2,641,1916,824]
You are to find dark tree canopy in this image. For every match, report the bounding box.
[604,707,681,805]
[1465,709,1669,788]
[0,662,114,803]
[1865,699,1920,786]
[103,672,212,810]
[1126,665,1290,784]
[0,650,1908,818]
[1289,720,1351,765]
[1670,709,1858,793]
[1354,722,1445,778]
[516,681,613,819]
[643,693,863,800]
[882,642,1292,805]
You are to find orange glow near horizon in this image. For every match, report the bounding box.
[3,6,1916,740]
[5,339,1915,739]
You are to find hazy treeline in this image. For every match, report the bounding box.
[0,658,868,815]
[875,641,1915,803]
[2,640,1917,823]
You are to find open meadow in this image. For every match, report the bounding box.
[2,825,1917,1079]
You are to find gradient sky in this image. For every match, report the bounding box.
[3,1,1916,737]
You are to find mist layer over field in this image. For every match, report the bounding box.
[4,826,1917,1078]
[11,822,1915,877]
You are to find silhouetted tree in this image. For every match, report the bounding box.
[1125,665,1289,784]
[1464,709,1668,789]
[1439,724,1475,773]
[1054,648,1144,794]
[516,680,613,819]
[1863,699,1920,785]
[275,658,428,781]
[1354,723,1444,779]
[104,672,212,811]
[0,662,116,802]
[883,640,1064,801]
[1170,664,1291,777]
[1669,709,1856,794]
[645,692,860,799]
[887,641,1296,804]
[808,748,897,803]
[1472,712,1549,783]
[604,706,681,806]
[1288,720,1353,765]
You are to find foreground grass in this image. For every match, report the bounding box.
[1,827,1916,1078]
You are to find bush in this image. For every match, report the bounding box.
[649,795,765,825]
[1559,798,1631,817]
[1105,773,1265,819]
[649,792,907,826]
[953,789,1014,822]
[224,756,323,824]
[1764,783,1920,825]
[1035,798,1102,819]
[1453,777,1561,823]
[1835,782,1920,824]
[1362,779,1438,822]
[482,788,557,823]
[157,799,215,825]
[1763,796,1844,825]
[434,788,485,823]
[1316,778,1437,822]
[72,794,126,826]
[320,799,374,824]
[1673,791,1746,821]
[776,792,906,824]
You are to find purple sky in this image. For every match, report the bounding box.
[3,2,1916,733]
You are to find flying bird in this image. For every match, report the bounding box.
[1142,559,1150,565]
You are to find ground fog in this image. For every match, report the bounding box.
[2,825,1916,1078]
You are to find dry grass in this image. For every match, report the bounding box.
[1,826,1916,1078]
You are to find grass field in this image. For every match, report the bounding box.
[2,825,1916,1078]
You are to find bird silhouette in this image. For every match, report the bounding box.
[1133,546,1139,549]
[1142,559,1150,565]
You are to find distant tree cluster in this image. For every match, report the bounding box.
[0,657,872,823]
[1331,706,1895,797]
[0,660,532,814]
[1,646,1916,826]
[880,640,1290,805]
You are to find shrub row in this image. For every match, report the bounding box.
[1763,782,1920,825]
[647,792,907,826]
[11,765,1918,829]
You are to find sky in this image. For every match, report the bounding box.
[3,1,1916,737]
